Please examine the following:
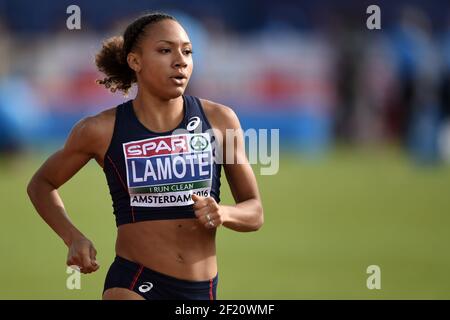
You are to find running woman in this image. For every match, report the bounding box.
[27,12,263,300]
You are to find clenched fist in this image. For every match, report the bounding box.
[192,194,225,229]
[66,236,100,274]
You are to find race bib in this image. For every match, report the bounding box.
[123,133,212,207]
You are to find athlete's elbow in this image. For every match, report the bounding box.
[26,173,49,202]
[251,203,264,231]
[26,176,37,200]
[27,176,44,207]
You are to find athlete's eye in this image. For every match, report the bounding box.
[159,48,171,54]
[183,49,193,55]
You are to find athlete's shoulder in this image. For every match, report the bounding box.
[198,98,241,130]
[92,106,117,128]
[65,106,117,154]
[75,106,116,137]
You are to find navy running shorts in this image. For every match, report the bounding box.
[103,256,218,300]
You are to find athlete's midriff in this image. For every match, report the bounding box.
[115,218,217,281]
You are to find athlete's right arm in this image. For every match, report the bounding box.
[27,116,105,274]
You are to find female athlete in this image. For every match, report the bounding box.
[27,12,263,300]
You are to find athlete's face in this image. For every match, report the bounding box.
[128,19,193,100]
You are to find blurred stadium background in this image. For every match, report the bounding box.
[1,0,450,299]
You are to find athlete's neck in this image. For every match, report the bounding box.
[132,90,184,133]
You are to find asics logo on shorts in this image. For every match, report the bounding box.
[138,282,153,293]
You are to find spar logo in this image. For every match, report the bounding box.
[123,133,213,207]
[124,135,188,158]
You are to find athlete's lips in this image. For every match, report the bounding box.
[170,73,187,80]
[169,73,188,85]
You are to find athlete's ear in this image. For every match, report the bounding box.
[127,52,141,73]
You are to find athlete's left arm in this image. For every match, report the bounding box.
[192,104,263,232]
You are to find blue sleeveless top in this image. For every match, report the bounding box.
[103,95,222,226]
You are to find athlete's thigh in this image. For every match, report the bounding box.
[103,287,145,300]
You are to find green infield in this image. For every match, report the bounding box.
[1,147,450,299]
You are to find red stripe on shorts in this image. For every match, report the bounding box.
[209,278,214,300]
[129,265,144,291]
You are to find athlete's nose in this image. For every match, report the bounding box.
[173,50,188,69]
[174,62,187,69]
[174,59,188,69]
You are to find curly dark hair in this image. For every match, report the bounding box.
[95,12,176,95]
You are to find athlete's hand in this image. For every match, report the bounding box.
[66,236,100,274]
[192,194,225,229]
